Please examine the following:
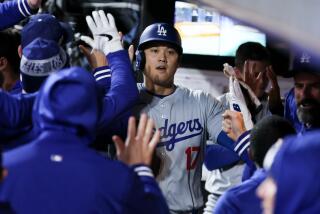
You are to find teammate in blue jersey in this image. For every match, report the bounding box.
[79,12,133,155]
[0,37,68,149]
[257,130,320,214]
[0,0,41,96]
[0,13,72,145]
[214,114,295,213]
[80,10,139,138]
[0,66,169,214]
[283,50,320,134]
[0,0,41,30]
[290,51,320,132]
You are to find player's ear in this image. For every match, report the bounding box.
[0,57,8,70]
[0,167,8,181]
[234,67,243,81]
[18,45,22,58]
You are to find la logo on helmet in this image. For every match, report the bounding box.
[157,24,167,36]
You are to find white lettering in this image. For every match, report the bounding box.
[157,24,167,36]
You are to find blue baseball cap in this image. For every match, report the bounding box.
[20,38,68,93]
[21,13,72,48]
[289,50,320,76]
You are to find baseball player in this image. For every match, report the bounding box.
[203,42,278,213]
[110,22,227,213]
[0,0,41,30]
[0,13,72,147]
[0,13,74,143]
[0,36,68,149]
[283,50,320,134]
[287,51,320,131]
[0,66,169,214]
[257,129,320,214]
[214,114,296,213]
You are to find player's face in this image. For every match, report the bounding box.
[294,72,320,127]
[257,177,277,214]
[143,44,179,87]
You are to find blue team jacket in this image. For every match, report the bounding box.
[0,66,168,213]
[0,0,35,30]
[0,87,34,149]
[214,169,266,214]
[0,50,138,149]
[270,131,320,214]
[284,88,303,133]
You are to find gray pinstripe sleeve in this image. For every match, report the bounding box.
[204,93,226,143]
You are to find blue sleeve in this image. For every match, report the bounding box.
[284,88,303,132]
[126,165,169,214]
[204,144,240,170]
[97,50,138,131]
[214,191,239,214]
[93,65,111,93]
[0,91,36,128]
[0,0,35,30]
[242,164,257,182]
[217,130,254,167]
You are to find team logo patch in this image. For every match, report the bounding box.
[157,24,167,36]
[157,118,204,151]
[300,52,311,64]
[232,103,241,112]
[20,48,67,76]
[95,33,113,41]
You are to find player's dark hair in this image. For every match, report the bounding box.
[250,115,296,167]
[0,28,21,76]
[235,42,270,70]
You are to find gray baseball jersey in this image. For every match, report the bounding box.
[132,83,225,211]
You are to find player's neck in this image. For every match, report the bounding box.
[1,71,18,91]
[144,80,175,96]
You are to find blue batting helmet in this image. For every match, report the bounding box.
[137,23,182,54]
[135,23,183,70]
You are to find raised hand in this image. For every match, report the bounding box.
[79,44,107,69]
[128,44,135,63]
[81,10,122,56]
[112,114,160,166]
[27,0,42,9]
[266,65,283,114]
[243,60,268,98]
[222,110,247,141]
